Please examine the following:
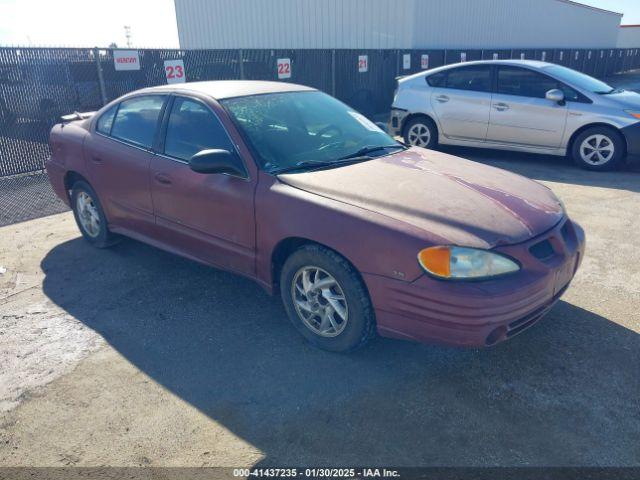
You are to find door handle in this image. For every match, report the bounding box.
[494,103,509,111]
[435,95,450,103]
[90,156,103,164]
[154,173,172,185]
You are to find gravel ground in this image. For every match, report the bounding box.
[0,150,638,468]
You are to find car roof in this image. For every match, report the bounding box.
[136,80,316,100]
[431,59,553,71]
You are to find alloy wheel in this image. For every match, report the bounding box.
[291,266,348,337]
[76,191,101,238]
[407,123,431,147]
[580,134,614,166]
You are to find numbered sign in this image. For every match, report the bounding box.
[164,59,185,84]
[113,50,140,71]
[403,54,411,70]
[277,58,291,79]
[358,55,368,73]
[493,53,499,60]
[460,52,467,62]
[420,54,429,70]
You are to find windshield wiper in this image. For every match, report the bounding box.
[596,88,620,95]
[273,157,371,174]
[339,144,406,160]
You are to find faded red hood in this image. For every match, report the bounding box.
[278,147,564,249]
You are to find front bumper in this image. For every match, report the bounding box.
[365,218,585,347]
[621,121,640,158]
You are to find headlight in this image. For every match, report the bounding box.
[624,110,640,119]
[418,246,520,280]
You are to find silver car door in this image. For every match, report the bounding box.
[487,66,568,148]
[430,65,492,142]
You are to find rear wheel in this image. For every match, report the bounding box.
[71,181,118,248]
[280,244,375,353]
[571,126,625,171]
[403,115,438,149]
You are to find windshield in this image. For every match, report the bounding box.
[222,91,399,173]
[543,65,615,94]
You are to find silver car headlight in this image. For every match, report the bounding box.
[418,246,520,280]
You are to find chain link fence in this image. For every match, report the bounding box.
[1,45,640,225]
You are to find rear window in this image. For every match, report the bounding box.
[110,95,166,149]
[96,105,117,135]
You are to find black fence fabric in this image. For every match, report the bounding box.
[1,46,640,178]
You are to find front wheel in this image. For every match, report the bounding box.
[280,244,375,353]
[571,127,626,171]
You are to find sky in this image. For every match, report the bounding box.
[0,0,639,48]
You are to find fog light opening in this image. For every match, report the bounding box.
[485,326,507,346]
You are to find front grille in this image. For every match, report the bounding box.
[529,239,555,260]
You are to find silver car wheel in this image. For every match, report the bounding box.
[580,134,615,166]
[407,123,431,147]
[291,266,348,338]
[76,191,101,238]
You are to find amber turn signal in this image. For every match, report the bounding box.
[418,246,451,278]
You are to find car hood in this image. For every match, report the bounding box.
[277,148,564,249]
[603,89,640,109]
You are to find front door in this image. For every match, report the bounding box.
[430,64,493,141]
[150,95,256,276]
[86,94,167,234]
[486,66,568,148]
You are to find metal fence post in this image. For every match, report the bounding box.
[238,49,245,79]
[331,49,336,97]
[93,47,107,106]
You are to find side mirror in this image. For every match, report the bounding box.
[189,149,245,176]
[546,89,565,105]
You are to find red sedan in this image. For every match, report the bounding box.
[47,81,585,352]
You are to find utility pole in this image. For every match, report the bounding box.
[124,26,132,48]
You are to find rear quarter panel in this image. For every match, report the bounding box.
[46,121,90,204]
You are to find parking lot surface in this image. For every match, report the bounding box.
[0,149,639,468]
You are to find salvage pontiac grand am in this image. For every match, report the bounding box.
[46,81,585,352]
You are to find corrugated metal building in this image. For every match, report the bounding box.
[174,0,623,49]
[618,25,640,48]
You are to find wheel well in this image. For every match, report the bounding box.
[270,237,365,295]
[63,171,90,200]
[401,113,438,138]
[567,123,626,156]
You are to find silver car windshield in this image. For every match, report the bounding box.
[543,65,615,94]
[222,91,399,173]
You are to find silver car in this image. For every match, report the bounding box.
[389,60,640,171]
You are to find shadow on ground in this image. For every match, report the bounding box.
[41,237,639,466]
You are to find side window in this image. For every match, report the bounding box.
[111,95,166,149]
[426,71,447,87]
[164,97,236,162]
[497,67,559,99]
[96,104,117,135]
[445,66,491,92]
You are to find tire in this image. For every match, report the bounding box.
[403,115,438,149]
[70,180,118,248]
[571,126,626,171]
[280,244,376,353]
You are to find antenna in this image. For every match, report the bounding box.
[124,25,132,48]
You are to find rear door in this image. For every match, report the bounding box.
[86,94,167,234]
[430,65,493,141]
[486,66,568,148]
[150,95,256,276]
